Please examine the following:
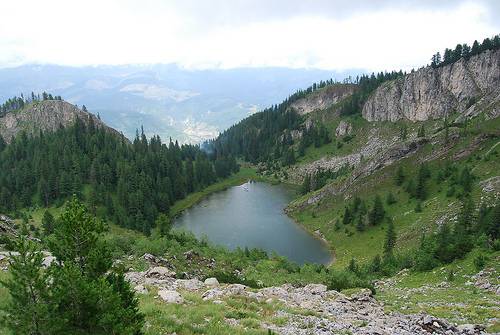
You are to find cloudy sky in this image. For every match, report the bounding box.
[0,0,498,71]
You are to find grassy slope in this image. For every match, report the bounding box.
[289,116,500,267]
[378,248,500,332]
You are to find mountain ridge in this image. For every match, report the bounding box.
[0,100,124,143]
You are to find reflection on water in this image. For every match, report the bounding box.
[174,181,332,265]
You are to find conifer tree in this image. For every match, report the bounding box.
[0,234,53,335]
[48,197,144,334]
[42,210,55,236]
[369,195,385,225]
[384,218,396,255]
[395,166,405,186]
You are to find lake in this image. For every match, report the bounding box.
[173,181,332,265]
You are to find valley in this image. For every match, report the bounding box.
[0,34,499,335]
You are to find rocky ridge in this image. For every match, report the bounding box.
[0,100,123,143]
[289,84,355,115]
[362,49,500,122]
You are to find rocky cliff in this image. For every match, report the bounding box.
[0,100,123,143]
[362,49,500,121]
[289,84,355,115]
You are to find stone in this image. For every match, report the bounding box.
[202,288,224,301]
[142,253,156,262]
[134,284,148,294]
[422,315,434,325]
[204,277,219,287]
[335,121,353,137]
[146,266,175,279]
[158,289,183,304]
[224,284,247,296]
[178,279,204,291]
[304,284,327,294]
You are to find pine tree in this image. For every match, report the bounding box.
[343,206,353,225]
[395,166,405,186]
[347,258,359,273]
[356,216,365,232]
[0,234,54,334]
[386,192,397,205]
[415,165,428,200]
[369,195,385,225]
[155,213,171,236]
[370,254,382,273]
[301,174,311,195]
[48,197,144,334]
[384,218,396,255]
[42,210,55,236]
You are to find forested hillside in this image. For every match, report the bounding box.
[0,100,238,234]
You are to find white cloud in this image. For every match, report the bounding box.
[0,0,497,71]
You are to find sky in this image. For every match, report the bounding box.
[0,0,498,72]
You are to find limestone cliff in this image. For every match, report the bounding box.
[0,100,123,143]
[289,84,355,115]
[362,49,500,121]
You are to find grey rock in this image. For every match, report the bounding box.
[158,289,183,304]
[362,49,500,122]
[335,120,352,137]
[204,277,219,287]
[289,84,355,115]
[146,266,175,279]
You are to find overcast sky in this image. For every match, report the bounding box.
[0,0,498,71]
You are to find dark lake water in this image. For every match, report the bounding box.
[173,181,332,265]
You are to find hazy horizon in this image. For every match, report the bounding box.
[1,0,499,72]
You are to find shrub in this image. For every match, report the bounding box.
[473,254,488,271]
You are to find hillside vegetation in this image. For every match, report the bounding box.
[1,35,500,334]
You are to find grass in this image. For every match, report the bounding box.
[288,118,500,268]
[377,248,500,332]
[138,288,281,335]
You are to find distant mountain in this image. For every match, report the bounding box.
[0,64,359,143]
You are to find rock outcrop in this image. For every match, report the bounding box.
[289,84,355,115]
[335,120,352,137]
[362,49,500,121]
[124,265,485,334]
[0,100,123,143]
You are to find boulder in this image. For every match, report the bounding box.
[146,266,175,279]
[304,284,327,294]
[158,289,183,304]
[335,121,352,137]
[204,277,219,287]
[178,279,204,291]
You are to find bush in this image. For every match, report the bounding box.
[326,269,373,292]
[473,254,488,271]
[208,270,259,288]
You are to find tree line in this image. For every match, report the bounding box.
[0,116,238,235]
[430,34,500,68]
